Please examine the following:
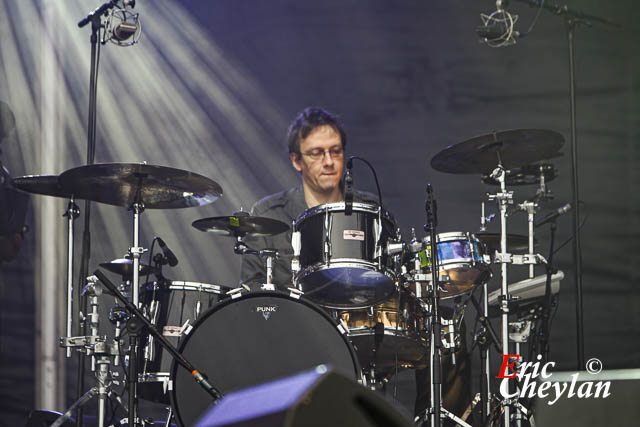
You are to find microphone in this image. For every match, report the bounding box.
[104,0,141,46]
[156,237,179,267]
[478,0,520,48]
[535,203,572,228]
[344,157,354,216]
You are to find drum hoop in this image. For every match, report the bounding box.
[166,281,229,294]
[295,259,398,280]
[168,290,363,425]
[423,231,479,244]
[294,202,396,229]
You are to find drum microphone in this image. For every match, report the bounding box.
[534,203,572,228]
[156,237,179,267]
[344,157,354,216]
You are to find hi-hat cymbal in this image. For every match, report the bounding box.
[12,175,73,199]
[192,215,289,238]
[431,129,564,174]
[58,163,222,209]
[475,232,537,254]
[481,164,557,186]
[100,258,159,277]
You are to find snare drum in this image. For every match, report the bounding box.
[170,291,361,427]
[293,202,398,308]
[138,280,231,403]
[419,232,491,298]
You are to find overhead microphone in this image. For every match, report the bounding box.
[105,0,141,46]
[156,237,179,267]
[477,0,521,47]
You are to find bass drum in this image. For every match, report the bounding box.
[170,291,361,427]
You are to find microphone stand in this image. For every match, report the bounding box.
[425,184,442,427]
[75,4,117,425]
[511,0,621,372]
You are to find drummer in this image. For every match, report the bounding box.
[240,106,377,289]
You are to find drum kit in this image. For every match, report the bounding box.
[13,128,567,426]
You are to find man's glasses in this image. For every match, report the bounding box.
[301,147,344,161]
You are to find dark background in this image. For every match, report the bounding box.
[0,0,638,424]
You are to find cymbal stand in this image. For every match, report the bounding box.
[56,277,125,427]
[52,342,124,427]
[234,236,279,290]
[486,158,514,427]
[64,197,80,358]
[126,193,147,427]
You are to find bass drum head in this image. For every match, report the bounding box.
[170,291,360,427]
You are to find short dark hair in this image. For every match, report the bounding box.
[287,107,346,157]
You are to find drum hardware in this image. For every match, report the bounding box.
[12,175,79,358]
[93,269,223,426]
[54,162,223,426]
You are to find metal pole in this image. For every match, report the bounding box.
[567,18,585,370]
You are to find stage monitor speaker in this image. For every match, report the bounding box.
[194,365,414,427]
[533,368,640,426]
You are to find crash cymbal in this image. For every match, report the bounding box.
[481,163,557,186]
[431,129,564,174]
[100,258,159,277]
[192,215,289,238]
[12,175,73,199]
[58,163,222,209]
[474,232,537,254]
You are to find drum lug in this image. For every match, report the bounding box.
[227,287,244,299]
[287,287,303,299]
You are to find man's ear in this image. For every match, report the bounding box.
[290,152,303,172]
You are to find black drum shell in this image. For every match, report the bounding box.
[169,291,361,427]
[294,203,398,308]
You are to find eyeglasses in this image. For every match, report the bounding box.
[300,147,344,161]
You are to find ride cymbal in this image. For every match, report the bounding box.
[58,163,222,209]
[431,129,564,174]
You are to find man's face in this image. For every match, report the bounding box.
[290,125,344,195]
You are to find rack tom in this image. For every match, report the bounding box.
[293,202,399,308]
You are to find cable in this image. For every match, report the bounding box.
[347,156,383,208]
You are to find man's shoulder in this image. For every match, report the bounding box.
[251,186,301,216]
[354,189,379,205]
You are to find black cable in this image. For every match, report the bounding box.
[553,212,588,255]
[347,156,383,208]
[523,0,545,35]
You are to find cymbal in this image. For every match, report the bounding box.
[481,163,557,186]
[58,163,222,209]
[431,129,564,174]
[192,215,289,238]
[12,175,73,199]
[100,258,159,277]
[475,232,537,254]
